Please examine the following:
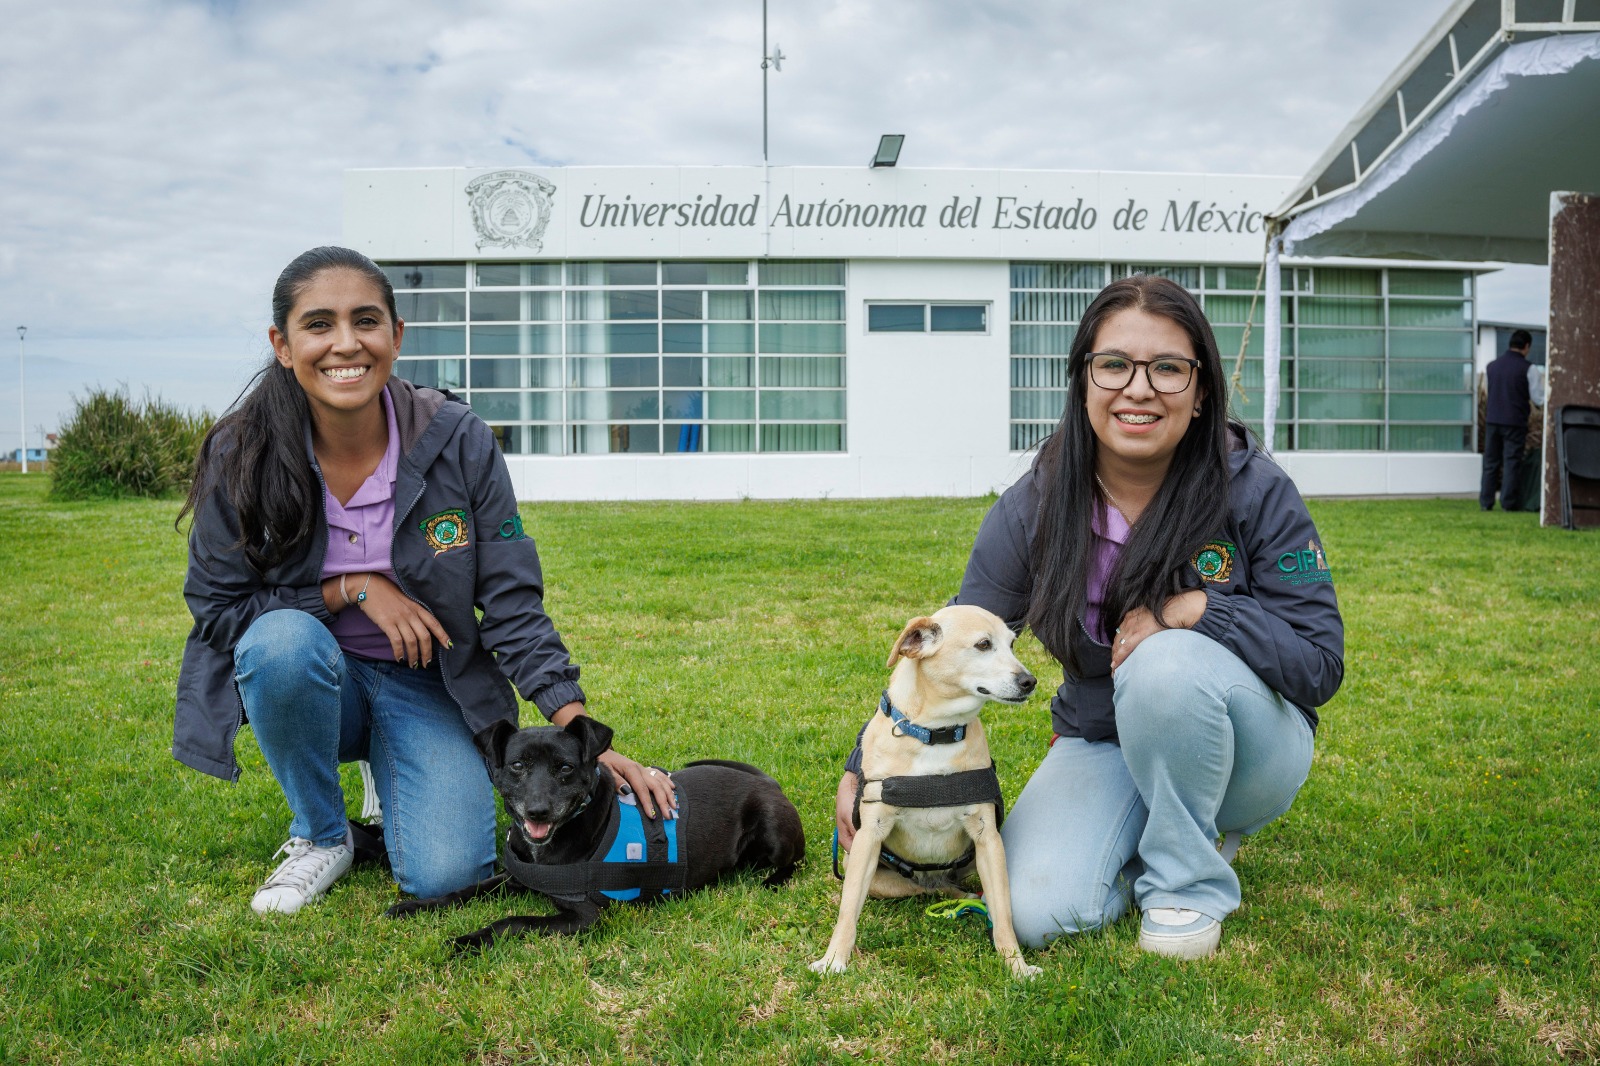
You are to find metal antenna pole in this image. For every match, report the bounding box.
[15,326,25,475]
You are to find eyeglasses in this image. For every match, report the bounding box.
[1087,353,1201,394]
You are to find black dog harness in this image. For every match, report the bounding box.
[832,692,1006,881]
[502,787,688,904]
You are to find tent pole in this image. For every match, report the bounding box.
[1263,231,1282,453]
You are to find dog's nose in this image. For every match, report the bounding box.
[1017,673,1037,695]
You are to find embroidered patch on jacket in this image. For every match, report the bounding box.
[1275,538,1332,585]
[497,513,527,541]
[1192,540,1236,583]
[420,509,470,556]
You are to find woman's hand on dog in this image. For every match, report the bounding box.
[344,573,453,668]
[834,771,856,850]
[599,749,678,820]
[1111,589,1207,671]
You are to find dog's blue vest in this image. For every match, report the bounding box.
[501,786,687,903]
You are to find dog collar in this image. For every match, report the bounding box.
[879,691,967,745]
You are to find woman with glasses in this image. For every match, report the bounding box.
[834,274,1343,959]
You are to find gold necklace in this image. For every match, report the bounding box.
[1094,473,1134,526]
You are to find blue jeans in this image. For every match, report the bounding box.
[233,610,497,899]
[1002,628,1315,948]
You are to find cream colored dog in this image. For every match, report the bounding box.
[811,604,1041,980]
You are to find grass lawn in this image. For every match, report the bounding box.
[1,470,1597,1065]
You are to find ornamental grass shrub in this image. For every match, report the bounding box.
[49,387,212,500]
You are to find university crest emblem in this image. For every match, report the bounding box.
[421,509,470,556]
[464,170,556,252]
[1191,540,1235,583]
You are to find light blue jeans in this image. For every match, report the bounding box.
[233,610,497,899]
[1002,628,1315,948]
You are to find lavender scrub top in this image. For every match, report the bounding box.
[1084,499,1131,644]
[320,390,402,661]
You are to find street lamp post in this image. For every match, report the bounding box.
[15,326,25,475]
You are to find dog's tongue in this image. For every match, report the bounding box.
[522,819,554,841]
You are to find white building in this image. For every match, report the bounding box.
[344,165,1483,501]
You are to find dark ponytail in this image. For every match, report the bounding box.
[177,247,397,575]
[1025,275,1231,675]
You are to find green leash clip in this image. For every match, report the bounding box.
[925,897,993,929]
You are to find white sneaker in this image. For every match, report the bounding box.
[1139,907,1222,959]
[251,829,354,915]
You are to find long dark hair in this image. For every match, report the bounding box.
[1026,274,1231,675]
[177,246,398,575]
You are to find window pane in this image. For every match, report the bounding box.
[1010,357,1072,388]
[470,291,561,322]
[475,263,523,288]
[403,326,466,355]
[569,423,661,454]
[384,264,465,290]
[1298,328,1383,357]
[760,291,845,321]
[1298,298,1381,327]
[395,358,465,390]
[569,390,659,420]
[1212,326,1294,358]
[397,292,465,323]
[1010,324,1076,355]
[470,324,561,356]
[567,290,658,321]
[1389,360,1471,391]
[707,291,753,320]
[1389,330,1471,359]
[758,260,844,285]
[707,357,753,387]
[1229,387,1291,421]
[489,424,562,455]
[1389,393,1471,421]
[761,424,844,452]
[760,357,843,387]
[1010,262,1103,289]
[707,391,755,419]
[1299,391,1384,419]
[1299,359,1382,390]
[759,323,845,354]
[567,356,658,388]
[1117,264,1200,289]
[663,261,749,285]
[1389,300,1470,329]
[1312,268,1380,296]
[663,390,704,419]
[868,305,925,332]
[1011,290,1092,322]
[1203,295,1286,325]
[662,291,704,320]
[470,357,561,389]
[663,357,704,387]
[567,262,657,286]
[930,304,987,332]
[566,323,658,354]
[1389,424,1471,450]
[1223,358,1291,391]
[665,423,706,452]
[1297,423,1381,449]
[1011,390,1069,420]
[707,423,754,452]
[470,391,560,422]
[1387,270,1469,297]
[707,323,755,352]
[662,323,703,353]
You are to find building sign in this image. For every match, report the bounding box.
[345,166,1294,263]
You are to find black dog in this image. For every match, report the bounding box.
[388,715,805,952]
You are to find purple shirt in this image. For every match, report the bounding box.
[321,391,401,660]
[1085,499,1130,644]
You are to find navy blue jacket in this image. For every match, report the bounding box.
[173,378,584,781]
[1486,349,1532,427]
[954,425,1343,743]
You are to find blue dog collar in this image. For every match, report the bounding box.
[878,691,967,745]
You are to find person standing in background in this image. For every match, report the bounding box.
[1481,329,1534,512]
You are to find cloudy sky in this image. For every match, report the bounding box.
[0,0,1549,449]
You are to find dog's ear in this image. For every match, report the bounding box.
[474,720,517,769]
[564,714,615,765]
[887,616,943,668]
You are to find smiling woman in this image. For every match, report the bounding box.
[172,246,677,919]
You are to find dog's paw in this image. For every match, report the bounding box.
[385,899,428,919]
[449,931,493,955]
[808,955,849,975]
[1010,960,1043,981]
